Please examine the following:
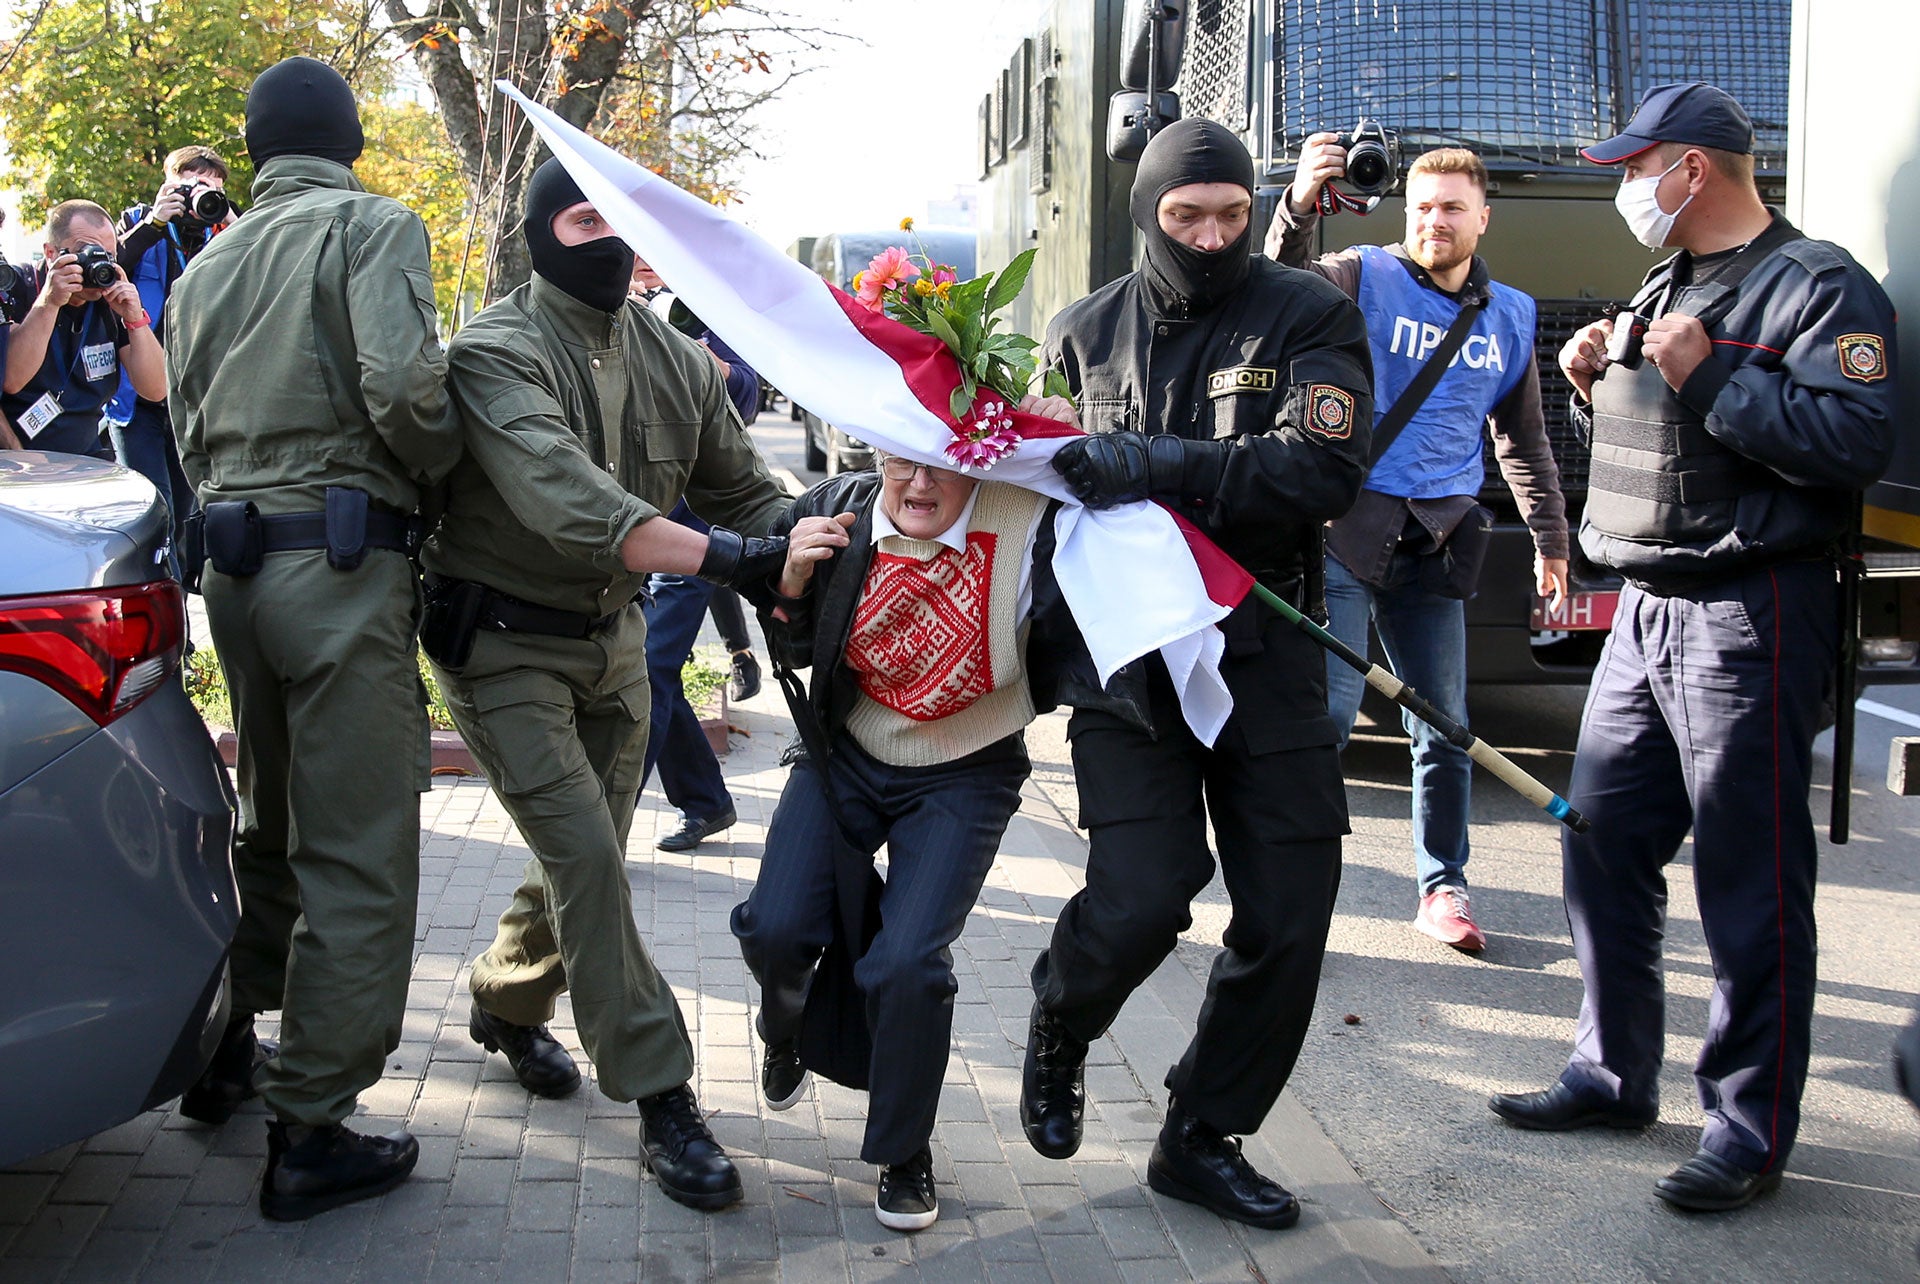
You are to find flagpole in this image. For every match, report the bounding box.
[1249,582,1591,834]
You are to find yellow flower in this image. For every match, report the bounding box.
[899,217,915,231]
[913,278,935,297]
[936,280,952,300]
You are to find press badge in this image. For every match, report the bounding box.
[15,392,59,440]
[81,342,117,382]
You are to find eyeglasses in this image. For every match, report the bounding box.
[878,457,962,484]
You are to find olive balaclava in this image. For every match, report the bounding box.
[1130,118,1257,313]
[523,157,635,314]
[244,57,364,168]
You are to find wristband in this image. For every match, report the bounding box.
[126,310,152,330]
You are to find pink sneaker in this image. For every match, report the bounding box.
[1415,887,1486,952]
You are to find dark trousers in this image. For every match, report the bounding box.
[1560,561,1834,1174]
[109,397,194,574]
[1033,679,1346,1137]
[732,736,1028,1165]
[640,573,732,820]
[707,588,751,653]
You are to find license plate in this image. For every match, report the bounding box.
[1531,591,1620,631]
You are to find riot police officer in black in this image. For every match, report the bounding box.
[1019,118,1373,1229]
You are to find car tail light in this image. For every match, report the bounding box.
[0,581,186,726]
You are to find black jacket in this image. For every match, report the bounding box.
[761,471,1074,742]
[1576,213,1897,586]
[1043,254,1375,745]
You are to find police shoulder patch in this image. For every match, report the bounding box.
[1837,333,1888,383]
[1301,385,1356,440]
[1206,364,1278,399]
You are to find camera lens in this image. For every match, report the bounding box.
[0,259,16,294]
[1346,141,1392,193]
[190,187,230,223]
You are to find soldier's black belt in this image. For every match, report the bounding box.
[196,488,417,580]
[255,510,415,555]
[423,573,621,640]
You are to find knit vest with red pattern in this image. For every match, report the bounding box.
[841,481,1046,767]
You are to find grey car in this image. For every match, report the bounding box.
[0,452,237,1167]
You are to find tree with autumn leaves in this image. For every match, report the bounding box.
[1,0,811,316]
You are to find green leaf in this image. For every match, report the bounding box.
[1043,368,1077,403]
[986,248,1038,314]
[949,376,978,422]
[924,306,963,356]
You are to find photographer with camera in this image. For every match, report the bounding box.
[1266,139,1570,952]
[2,200,164,458]
[110,145,237,555]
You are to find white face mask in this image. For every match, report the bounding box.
[1615,156,1694,249]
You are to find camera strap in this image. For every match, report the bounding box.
[1318,185,1384,217]
[1369,297,1485,466]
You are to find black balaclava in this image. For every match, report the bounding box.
[244,57,364,168]
[1130,118,1257,314]
[523,157,635,314]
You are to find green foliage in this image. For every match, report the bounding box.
[682,646,729,714]
[357,101,486,323]
[184,645,457,733]
[1,0,379,229]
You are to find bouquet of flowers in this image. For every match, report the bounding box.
[851,220,1073,471]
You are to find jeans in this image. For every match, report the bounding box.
[1323,551,1470,894]
[108,398,195,576]
[640,574,733,821]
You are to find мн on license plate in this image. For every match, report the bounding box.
[1532,591,1619,631]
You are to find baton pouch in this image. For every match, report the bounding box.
[324,486,370,571]
[202,501,264,577]
[177,510,207,593]
[1421,503,1495,600]
[419,577,489,671]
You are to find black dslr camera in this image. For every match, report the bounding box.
[1337,118,1401,197]
[73,243,119,289]
[0,253,17,295]
[174,181,230,229]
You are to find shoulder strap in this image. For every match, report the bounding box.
[1369,297,1484,465]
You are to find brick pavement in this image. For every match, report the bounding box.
[0,670,1440,1283]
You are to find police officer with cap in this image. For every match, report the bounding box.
[1018,117,1373,1228]
[165,56,463,1220]
[1489,83,1898,1212]
[420,157,832,1212]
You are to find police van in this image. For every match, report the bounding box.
[973,0,1793,684]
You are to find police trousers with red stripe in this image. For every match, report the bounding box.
[1559,558,1835,1175]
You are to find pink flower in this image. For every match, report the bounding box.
[930,266,958,287]
[855,245,919,310]
[945,400,1020,472]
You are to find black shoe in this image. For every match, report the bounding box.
[260,1121,419,1222]
[729,650,762,703]
[875,1147,939,1232]
[1895,1011,1920,1112]
[658,807,737,853]
[1654,1149,1784,1212]
[179,1015,278,1125]
[639,1084,743,1211]
[469,1001,581,1098]
[1488,1081,1657,1132]
[1020,1001,1087,1160]
[1147,1103,1299,1230]
[762,1039,809,1111]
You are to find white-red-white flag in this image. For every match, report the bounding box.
[496,83,1252,744]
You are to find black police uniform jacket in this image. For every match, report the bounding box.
[1045,254,1375,749]
[1576,212,1897,588]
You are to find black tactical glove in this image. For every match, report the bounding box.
[1051,431,1224,510]
[697,526,789,589]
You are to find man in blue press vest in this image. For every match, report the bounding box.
[1268,144,1570,951]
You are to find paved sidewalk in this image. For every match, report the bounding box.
[0,676,1442,1284]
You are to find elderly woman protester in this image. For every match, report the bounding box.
[731,427,1074,1233]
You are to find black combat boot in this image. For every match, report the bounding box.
[638,1084,743,1210]
[1147,1100,1299,1229]
[469,1001,581,1098]
[178,1014,278,1125]
[260,1120,419,1222]
[1020,1001,1087,1160]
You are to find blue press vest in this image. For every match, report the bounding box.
[107,205,186,422]
[1353,245,1535,499]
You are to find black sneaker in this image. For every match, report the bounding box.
[875,1147,939,1231]
[762,1038,809,1111]
[179,1015,278,1125]
[260,1120,419,1222]
[639,1084,743,1211]
[729,649,762,703]
[658,806,737,853]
